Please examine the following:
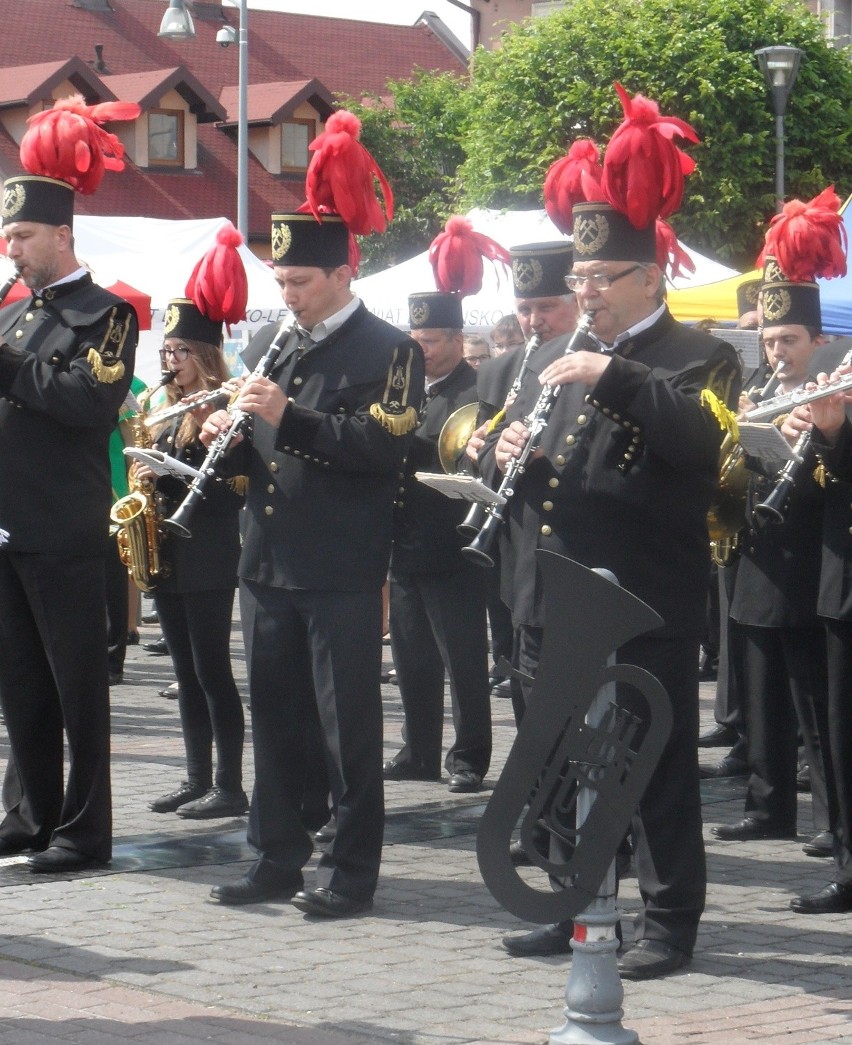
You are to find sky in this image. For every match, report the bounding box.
[251,1,472,50]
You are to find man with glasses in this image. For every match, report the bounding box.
[480,201,739,977]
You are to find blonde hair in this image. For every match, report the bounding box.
[149,338,231,449]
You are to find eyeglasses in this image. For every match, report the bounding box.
[159,345,191,362]
[564,265,644,292]
[465,353,490,363]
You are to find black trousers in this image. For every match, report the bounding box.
[155,588,244,793]
[105,537,129,676]
[713,561,748,759]
[824,619,852,885]
[240,580,382,901]
[0,551,111,861]
[389,563,491,777]
[740,624,831,832]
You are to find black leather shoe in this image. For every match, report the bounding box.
[141,610,159,625]
[176,787,248,819]
[618,940,687,980]
[790,881,852,914]
[210,875,302,905]
[291,887,373,918]
[28,846,105,873]
[149,781,207,813]
[448,770,482,793]
[159,683,180,700]
[502,923,572,957]
[143,637,169,655]
[700,755,748,779]
[314,816,337,844]
[492,679,512,699]
[797,763,812,792]
[0,836,42,856]
[802,830,833,857]
[126,631,140,646]
[382,760,440,782]
[697,724,738,748]
[108,671,124,686]
[713,817,796,841]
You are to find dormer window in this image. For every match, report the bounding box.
[280,118,315,173]
[149,108,185,166]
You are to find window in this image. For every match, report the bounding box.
[280,119,315,173]
[148,109,184,166]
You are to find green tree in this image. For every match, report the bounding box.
[341,70,470,275]
[460,0,852,266]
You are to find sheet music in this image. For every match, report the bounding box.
[124,447,203,481]
[415,472,506,507]
[737,422,796,468]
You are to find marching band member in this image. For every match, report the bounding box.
[205,113,424,917]
[141,225,249,821]
[481,85,740,975]
[0,96,139,871]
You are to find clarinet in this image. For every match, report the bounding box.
[0,271,21,307]
[461,312,595,567]
[457,331,543,539]
[752,346,852,525]
[162,315,298,538]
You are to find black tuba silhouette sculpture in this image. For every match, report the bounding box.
[477,551,672,924]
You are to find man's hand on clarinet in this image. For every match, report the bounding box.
[495,420,542,473]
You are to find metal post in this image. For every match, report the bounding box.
[775,112,785,214]
[549,568,638,1045]
[237,0,249,241]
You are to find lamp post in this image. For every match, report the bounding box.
[755,45,804,212]
[159,0,249,241]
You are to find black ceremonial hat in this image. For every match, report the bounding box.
[571,202,656,264]
[1,175,74,228]
[760,256,821,330]
[162,298,223,346]
[408,291,463,330]
[510,242,573,298]
[270,213,349,267]
[736,278,761,319]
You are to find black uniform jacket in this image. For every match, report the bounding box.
[475,349,521,427]
[730,428,824,630]
[391,359,477,573]
[238,304,424,592]
[0,276,137,555]
[151,428,245,594]
[479,310,740,636]
[813,419,852,622]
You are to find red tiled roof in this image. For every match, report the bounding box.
[105,68,226,122]
[0,0,465,243]
[0,56,116,108]
[219,80,336,126]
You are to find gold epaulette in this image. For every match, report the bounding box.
[227,475,249,496]
[370,403,418,435]
[87,348,126,384]
[700,388,738,440]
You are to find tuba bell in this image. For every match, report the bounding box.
[707,432,749,566]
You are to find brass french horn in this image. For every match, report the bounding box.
[437,401,479,473]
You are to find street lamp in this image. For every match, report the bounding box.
[158,0,249,241]
[755,45,804,212]
[158,0,195,40]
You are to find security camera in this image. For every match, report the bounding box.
[216,25,237,47]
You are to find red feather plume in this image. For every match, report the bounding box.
[185,222,248,334]
[304,110,393,236]
[544,139,603,234]
[428,216,511,296]
[756,186,848,282]
[601,82,699,229]
[655,219,695,281]
[20,95,141,195]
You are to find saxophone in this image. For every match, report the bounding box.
[110,372,177,592]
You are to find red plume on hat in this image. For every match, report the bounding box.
[543,139,603,235]
[655,219,695,281]
[20,94,141,195]
[756,185,848,282]
[428,216,511,296]
[185,222,249,335]
[600,82,699,229]
[304,110,393,236]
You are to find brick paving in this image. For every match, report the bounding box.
[0,607,849,1044]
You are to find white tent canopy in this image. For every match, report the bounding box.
[354,208,739,332]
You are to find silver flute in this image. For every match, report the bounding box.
[144,386,231,427]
